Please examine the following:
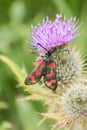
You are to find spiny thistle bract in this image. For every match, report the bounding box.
[25,14,87,130]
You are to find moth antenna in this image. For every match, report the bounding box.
[37,43,48,51]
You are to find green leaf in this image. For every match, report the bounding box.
[0,121,12,130]
[0,55,26,85]
[15,96,49,130]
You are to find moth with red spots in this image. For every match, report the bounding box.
[25,43,57,91]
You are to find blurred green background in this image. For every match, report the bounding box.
[0,0,87,130]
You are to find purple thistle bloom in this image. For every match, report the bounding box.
[30,14,81,54]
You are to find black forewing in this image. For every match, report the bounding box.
[25,59,46,85]
[44,60,57,91]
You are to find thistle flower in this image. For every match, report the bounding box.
[30,14,81,54]
[27,14,87,129]
[61,81,87,118]
[46,81,87,130]
[53,48,83,90]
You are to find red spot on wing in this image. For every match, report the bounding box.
[38,59,45,67]
[49,62,56,69]
[47,79,56,86]
[29,75,36,83]
[46,72,55,78]
[34,69,41,76]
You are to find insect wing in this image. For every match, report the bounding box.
[44,61,57,91]
[25,59,46,85]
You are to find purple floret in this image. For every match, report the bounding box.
[29,14,81,54]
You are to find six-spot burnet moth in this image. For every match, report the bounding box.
[25,43,57,91]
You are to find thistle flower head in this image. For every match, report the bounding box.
[30,14,81,54]
[61,81,87,118]
[25,14,87,130]
[53,47,83,89]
